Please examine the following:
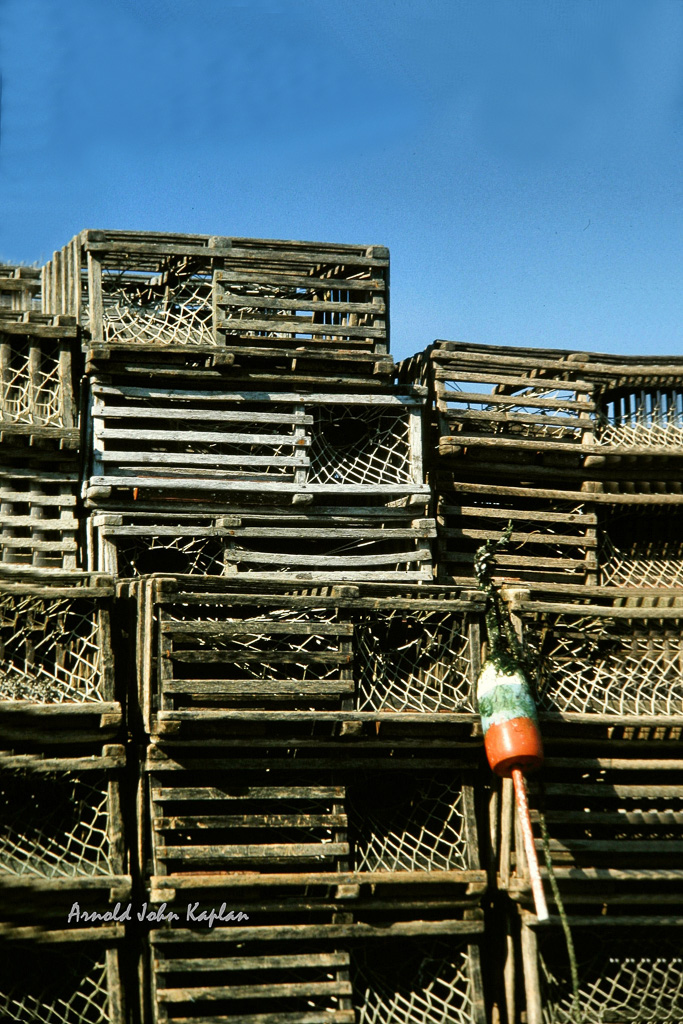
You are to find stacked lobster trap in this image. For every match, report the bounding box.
[33,229,493,1024]
[399,338,683,1022]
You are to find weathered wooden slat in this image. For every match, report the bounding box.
[150,919,485,942]
[152,787,346,801]
[154,814,348,829]
[166,651,351,665]
[156,953,350,972]
[441,407,590,429]
[166,1012,354,1024]
[450,505,597,525]
[92,385,422,406]
[157,843,349,860]
[431,368,595,390]
[94,406,313,424]
[161,621,352,637]
[216,294,386,315]
[441,527,596,548]
[161,681,354,696]
[436,389,594,411]
[96,427,308,445]
[215,270,385,291]
[158,980,352,1003]
[219,318,385,340]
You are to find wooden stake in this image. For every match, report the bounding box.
[512,767,548,922]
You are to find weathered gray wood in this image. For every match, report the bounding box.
[156,953,350,972]
[150,918,485,943]
[159,980,352,1003]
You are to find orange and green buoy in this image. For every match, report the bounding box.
[474,526,548,921]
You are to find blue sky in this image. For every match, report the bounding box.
[1,0,682,361]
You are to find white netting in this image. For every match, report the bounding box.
[101,262,215,346]
[599,509,683,588]
[0,336,65,425]
[354,939,478,1024]
[355,610,473,712]
[114,533,226,577]
[0,770,115,877]
[598,389,683,449]
[539,930,683,1023]
[350,774,469,871]
[528,614,683,715]
[309,407,413,485]
[0,594,104,703]
[0,947,110,1024]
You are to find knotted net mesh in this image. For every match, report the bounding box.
[350,773,469,872]
[0,336,65,425]
[0,769,114,877]
[355,609,473,712]
[0,946,111,1024]
[0,594,104,702]
[527,613,683,715]
[538,929,683,1023]
[599,508,683,588]
[353,939,478,1024]
[309,406,413,485]
[101,261,214,346]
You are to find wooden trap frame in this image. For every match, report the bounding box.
[149,915,486,1024]
[518,911,683,1024]
[433,479,598,587]
[0,575,120,735]
[129,578,483,734]
[500,756,683,909]
[1,454,81,571]
[88,508,435,584]
[0,311,79,442]
[81,380,428,508]
[0,925,126,1024]
[0,264,41,312]
[0,742,130,905]
[42,231,391,379]
[142,746,485,908]
[509,595,683,726]
[417,341,597,459]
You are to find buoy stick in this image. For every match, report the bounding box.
[511,767,548,922]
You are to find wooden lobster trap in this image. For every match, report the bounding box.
[518,911,683,1024]
[420,341,597,461]
[143,746,485,908]
[509,595,683,730]
[0,575,120,736]
[0,264,41,312]
[597,499,683,589]
[131,578,482,734]
[500,756,683,908]
[42,231,390,379]
[0,925,126,1024]
[584,353,683,456]
[0,311,79,442]
[212,238,389,378]
[149,921,487,1024]
[88,509,435,584]
[0,742,130,907]
[1,456,81,570]
[434,480,598,587]
[81,380,427,509]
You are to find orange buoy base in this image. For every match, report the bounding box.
[484,715,544,777]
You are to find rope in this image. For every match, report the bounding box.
[537,781,582,1024]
